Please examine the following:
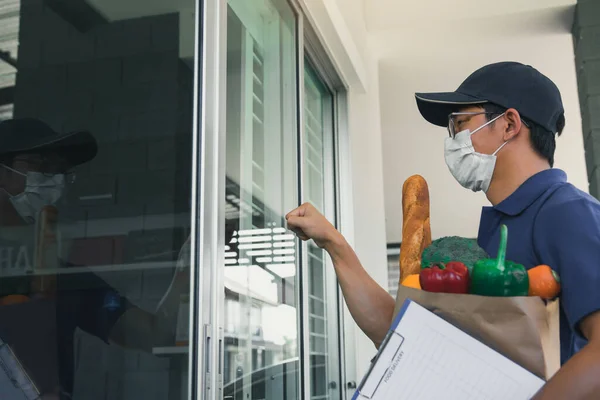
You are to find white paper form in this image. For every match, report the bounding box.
[353,299,545,400]
[0,339,40,400]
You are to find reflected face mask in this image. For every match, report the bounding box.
[1,164,65,223]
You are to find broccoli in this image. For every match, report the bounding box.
[421,236,489,273]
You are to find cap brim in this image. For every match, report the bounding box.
[415,91,488,128]
[27,130,98,167]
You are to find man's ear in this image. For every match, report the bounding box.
[503,108,523,141]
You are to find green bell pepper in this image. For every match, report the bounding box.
[469,224,529,297]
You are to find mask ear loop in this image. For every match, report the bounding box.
[0,187,14,198]
[469,112,510,157]
[0,164,21,198]
[470,112,506,136]
[492,139,511,156]
[1,164,27,177]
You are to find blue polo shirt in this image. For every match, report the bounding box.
[477,168,600,365]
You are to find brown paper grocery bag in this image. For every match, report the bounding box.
[394,286,560,380]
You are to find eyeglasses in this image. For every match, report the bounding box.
[447,111,530,139]
[11,155,77,183]
[447,112,495,138]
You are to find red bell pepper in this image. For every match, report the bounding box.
[419,261,470,294]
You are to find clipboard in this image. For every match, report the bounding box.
[352,299,546,400]
[0,338,41,400]
[0,299,59,396]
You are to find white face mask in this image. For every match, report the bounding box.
[444,114,509,193]
[1,164,65,224]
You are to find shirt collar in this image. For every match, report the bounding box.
[492,169,567,216]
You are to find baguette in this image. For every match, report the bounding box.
[32,205,59,297]
[399,175,432,282]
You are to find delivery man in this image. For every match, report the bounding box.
[286,61,600,399]
[0,117,189,399]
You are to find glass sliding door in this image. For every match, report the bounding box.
[223,0,299,399]
[0,0,200,399]
[302,59,341,400]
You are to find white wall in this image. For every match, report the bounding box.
[334,0,367,61]
[346,58,389,378]
[374,15,587,243]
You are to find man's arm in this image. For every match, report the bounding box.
[326,234,396,348]
[110,239,192,351]
[531,198,600,399]
[114,204,397,351]
[110,271,189,351]
[108,308,152,351]
[286,203,395,348]
[532,311,600,400]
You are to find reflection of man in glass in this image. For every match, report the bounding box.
[0,118,188,400]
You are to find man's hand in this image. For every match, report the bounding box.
[532,310,600,400]
[285,203,339,249]
[286,202,396,347]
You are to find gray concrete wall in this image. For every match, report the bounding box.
[574,0,600,197]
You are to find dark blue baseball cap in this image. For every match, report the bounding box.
[415,61,565,134]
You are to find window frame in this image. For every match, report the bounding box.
[194,0,228,399]
[296,7,355,399]
[197,0,352,399]
[294,9,349,399]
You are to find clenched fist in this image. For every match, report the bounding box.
[285,203,339,249]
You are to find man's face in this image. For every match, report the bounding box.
[1,153,70,196]
[451,106,506,156]
[0,152,72,226]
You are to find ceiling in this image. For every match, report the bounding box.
[365,0,577,32]
[86,0,196,59]
[0,0,18,119]
[376,11,577,59]
[86,0,193,21]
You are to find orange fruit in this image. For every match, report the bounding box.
[528,265,561,300]
[402,274,421,290]
[0,294,30,306]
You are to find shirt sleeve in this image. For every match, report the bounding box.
[156,236,190,313]
[534,196,600,338]
[56,270,134,343]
